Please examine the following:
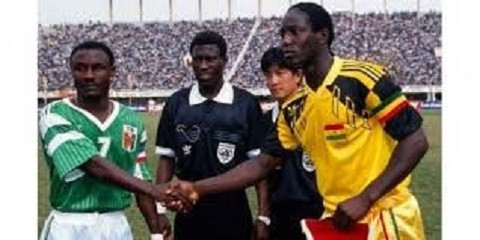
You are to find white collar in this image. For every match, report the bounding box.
[189,81,234,105]
[271,102,279,123]
[63,98,120,131]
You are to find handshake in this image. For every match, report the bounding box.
[153,180,201,213]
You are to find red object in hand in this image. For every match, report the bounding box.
[301,218,369,240]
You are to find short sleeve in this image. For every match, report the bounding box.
[276,111,301,150]
[260,111,298,158]
[365,73,423,140]
[155,99,176,158]
[39,112,98,181]
[245,97,264,158]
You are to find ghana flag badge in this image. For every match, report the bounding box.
[324,123,347,141]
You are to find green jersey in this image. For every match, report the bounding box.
[39,98,152,212]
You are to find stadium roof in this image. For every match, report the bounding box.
[40,0,441,26]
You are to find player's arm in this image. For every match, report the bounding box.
[132,130,162,236]
[155,101,176,184]
[153,98,178,237]
[174,140,283,197]
[194,153,282,197]
[254,179,270,240]
[154,156,175,237]
[80,156,167,201]
[81,155,171,237]
[136,192,161,235]
[248,98,272,221]
[364,128,428,200]
[176,121,290,201]
[154,97,177,187]
[361,79,429,209]
[250,105,272,240]
[38,109,169,202]
[166,154,281,213]
[156,157,175,184]
[167,105,298,208]
[333,71,429,230]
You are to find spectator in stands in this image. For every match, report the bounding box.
[38,13,441,91]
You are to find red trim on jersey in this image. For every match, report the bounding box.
[136,156,146,163]
[136,151,146,163]
[378,101,409,123]
[324,123,345,130]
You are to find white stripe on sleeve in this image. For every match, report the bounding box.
[64,169,86,182]
[155,146,176,157]
[141,131,147,143]
[247,149,261,158]
[39,113,71,139]
[47,131,85,156]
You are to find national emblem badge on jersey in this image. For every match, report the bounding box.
[217,142,235,164]
[324,123,347,142]
[122,125,138,152]
[302,153,315,172]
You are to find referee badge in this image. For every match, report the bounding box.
[122,125,138,152]
[217,142,235,164]
[302,153,315,172]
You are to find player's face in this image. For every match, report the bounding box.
[264,65,301,103]
[191,44,226,88]
[71,49,114,99]
[280,9,320,67]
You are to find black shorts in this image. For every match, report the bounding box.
[174,192,252,240]
[270,201,323,240]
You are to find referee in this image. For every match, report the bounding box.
[155,30,267,240]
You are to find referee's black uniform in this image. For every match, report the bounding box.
[156,82,264,240]
[263,106,324,240]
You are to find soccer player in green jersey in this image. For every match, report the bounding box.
[39,41,175,240]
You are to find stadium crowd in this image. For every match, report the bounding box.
[38,12,441,91]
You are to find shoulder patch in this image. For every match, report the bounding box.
[282,94,308,134]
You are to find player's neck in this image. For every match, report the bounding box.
[199,79,224,100]
[303,50,333,92]
[74,96,112,121]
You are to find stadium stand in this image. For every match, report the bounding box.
[38,12,441,91]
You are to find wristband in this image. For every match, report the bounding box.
[257,215,271,226]
[151,234,164,240]
[156,202,167,214]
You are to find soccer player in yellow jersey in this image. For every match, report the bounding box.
[165,3,429,239]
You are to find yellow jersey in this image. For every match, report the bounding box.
[262,56,423,219]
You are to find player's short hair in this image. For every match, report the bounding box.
[189,30,227,60]
[70,41,115,66]
[289,2,335,48]
[261,47,300,74]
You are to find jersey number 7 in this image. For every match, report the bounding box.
[98,137,111,157]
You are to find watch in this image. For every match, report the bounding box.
[257,215,271,226]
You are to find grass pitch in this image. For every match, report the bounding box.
[38,110,441,239]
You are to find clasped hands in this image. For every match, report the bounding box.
[154,180,200,213]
